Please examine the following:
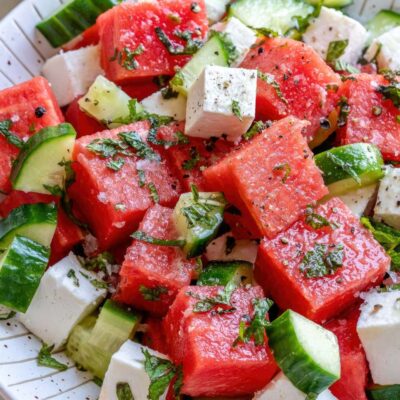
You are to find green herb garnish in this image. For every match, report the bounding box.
[148,182,160,203]
[257,70,288,104]
[273,162,291,183]
[0,119,24,148]
[116,382,134,400]
[0,310,16,320]
[182,147,200,170]
[110,44,145,70]
[155,27,203,55]
[107,158,125,172]
[67,269,80,287]
[377,82,400,109]
[231,100,243,121]
[326,40,348,64]
[139,285,168,301]
[37,343,68,371]
[131,231,185,247]
[243,120,271,141]
[305,205,338,230]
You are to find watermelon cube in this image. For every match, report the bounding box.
[98,0,208,84]
[0,77,64,193]
[142,317,168,354]
[240,37,341,144]
[113,205,196,316]
[325,307,369,400]
[255,197,390,322]
[204,117,328,239]
[68,121,182,250]
[337,73,400,162]
[163,285,278,397]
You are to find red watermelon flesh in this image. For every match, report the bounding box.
[113,205,196,316]
[255,197,390,322]
[163,285,278,397]
[142,317,168,354]
[0,77,64,193]
[203,117,328,239]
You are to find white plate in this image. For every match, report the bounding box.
[0,0,400,399]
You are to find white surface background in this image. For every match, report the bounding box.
[0,1,21,18]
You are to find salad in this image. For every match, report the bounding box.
[1,0,400,399]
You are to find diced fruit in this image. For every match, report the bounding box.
[0,235,49,312]
[366,9,400,44]
[336,73,400,162]
[325,308,369,400]
[0,77,64,193]
[142,317,168,354]
[98,0,208,84]
[338,184,377,218]
[19,253,107,349]
[68,121,181,250]
[173,189,226,257]
[185,66,257,141]
[11,123,76,195]
[114,205,196,316]
[42,45,103,107]
[0,203,57,249]
[163,285,278,397]
[255,197,390,322]
[204,117,328,239]
[240,38,341,144]
[357,288,400,385]
[314,143,384,197]
[141,90,186,121]
[197,260,253,286]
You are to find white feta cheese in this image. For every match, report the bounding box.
[211,17,258,66]
[185,65,257,141]
[99,341,168,400]
[338,184,377,218]
[206,232,258,263]
[141,90,186,121]
[374,167,400,230]
[205,0,230,23]
[357,289,400,385]
[303,7,368,65]
[42,45,103,107]
[19,253,107,350]
[364,26,400,71]
[254,372,337,400]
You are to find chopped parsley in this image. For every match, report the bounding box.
[243,120,271,141]
[116,382,134,400]
[137,168,146,188]
[37,343,68,371]
[376,82,400,109]
[231,100,243,121]
[148,182,160,203]
[110,44,145,70]
[131,231,186,247]
[182,147,200,170]
[300,243,345,278]
[257,70,288,104]
[139,285,168,301]
[305,205,337,230]
[142,349,183,400]
[326,40,348,64]
[325,151,361,184]
[0,310,16,320]
[119,131,160,161]
[0,119,24,148]
[67,269,79,287]
[273,162,291,183]
[155,27,203,55]
[107,158,125,172]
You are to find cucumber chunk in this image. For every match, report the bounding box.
[314,143,384,197]
[170,33,232,96]
[308,0,352,8]
[266,310,340,396]
[89,299,141,353]
[0,235,49,312]
[229,0,316,36]
[197,261,253,286]
[367,385,400,400]
[36,0,119,48]
[173,188,227,258]
[0,203,57,250]
[367,10,400,44]
[11,123,76,195]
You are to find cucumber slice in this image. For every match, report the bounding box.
[36,0,119,48]
[367,385,400,400]
[229,0,316,36]
[367,10,400,44]
[0,235,49,312]
[173,189,227,258]
[266,310,340,396]
[170,33,232,96]
[66,314,111,379]
[197,261,253,286]
[89,299,141,353]
[11,123,76,195]
[0,203,57,250]
[314,143,384,197]
[78,75,141,128]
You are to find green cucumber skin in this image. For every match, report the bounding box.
[197,261,253,286]
[0,235,49,313]
[367,10,400,43]
[307,0,352,8]
[367,385,400,400]
[0,203,57,249]
[315,143,384,186]
[266,310,339,395]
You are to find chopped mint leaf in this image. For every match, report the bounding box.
[273,162,291,183]
[148,182,160,203]
[377,82,400,109]
[116,382,134,400]
[42,184,64,196]
[243,120,271,141]
[110,44,145,71]
[155,27,203,55]
[139,285,168,301]
[334,60,360,74]
[37,343,68,371]
[107,158,125,171]
[81,252,115,273]
[305,205,338,230]
[0,310,16,320]
[182,147,200,170]
[326,40,349,64]
[257,70,288,104]
[231,100,243,121]
[79,271,108,290]
[337,96,351,127]
[67,269,80,287]
[137,169,146,188]
[131,231,186,247]
[119,131,161,162]
[0,119,24,148]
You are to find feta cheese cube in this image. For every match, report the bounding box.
[19,253,107,350]
[303,7,368,65]
[254,372,337,400]
[205,0,230,23]
[206,232,258,263]
[364,26,400,71]
[339,184,377,218]
[185,65,257,141]
[99,341,168,400]
[141,90,186,121]
[357,289,400,385]
[211,17,258,66]
[374,167,400,230]
[42,45,103,107]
